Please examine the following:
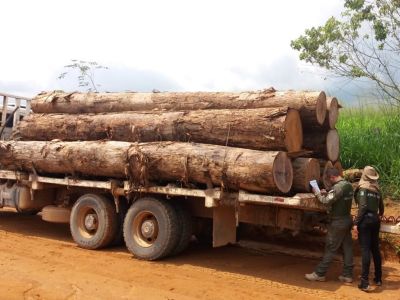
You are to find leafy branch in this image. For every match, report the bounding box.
[58,60,108,92]
[291,0,400,105]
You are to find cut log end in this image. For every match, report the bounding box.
[306,158,321,188]
[326,129,340,162]
[321,160,334,189]
[284,108,303,153]
[316,91,327,125]
[306,158,321,191]
[272,152,293,193]
[327,97,339,129]
[292,157,321,192]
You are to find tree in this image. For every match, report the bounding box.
[291,0,400,105]
[58,60,108,92]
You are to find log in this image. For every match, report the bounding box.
[303,129,339,162]
[320,160,345,189]
[0,141,293,194]
[326,97,339,129]
[333,160,343,176]
[343,168,362,182]
[301,97,338,131]
[291,158,320,192]
[0,140,129,178]
[31,89,327,125]
[15,107,303,152]
[320,160,334,189]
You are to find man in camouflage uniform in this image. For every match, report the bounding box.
[305,167,354,283]
[353,166,384,292]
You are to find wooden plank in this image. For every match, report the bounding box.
[1,96,8,126]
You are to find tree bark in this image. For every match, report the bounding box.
[343,168,362,182]
[303,129,339,162]
[31,89,327,125]
[0,141,293,194]
[0,140,129,178]
[15,107,303,152]
[292,158,320,192]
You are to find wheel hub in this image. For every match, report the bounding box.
[84,213,98,231]
[141,220,156,238]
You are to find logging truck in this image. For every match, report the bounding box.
[0,91,399,261]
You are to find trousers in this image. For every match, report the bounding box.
[358,213,382,282]
[315,216,353,277]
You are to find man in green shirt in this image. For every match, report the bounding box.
[305,167,354,283]
[353,166,384,292]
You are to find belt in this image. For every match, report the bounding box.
[366,212,378,217]
[331,215,351,220]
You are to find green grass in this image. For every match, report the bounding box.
[337,105,400,199]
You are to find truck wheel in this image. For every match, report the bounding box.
[123,197,179,260]
[170,203,193,256]
[70,194,117,250]
[110,199,128,246]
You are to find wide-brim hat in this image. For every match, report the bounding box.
[362,166,379,181]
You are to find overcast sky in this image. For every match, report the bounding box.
[0,0,366,103]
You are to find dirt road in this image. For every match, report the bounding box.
[0,210,399,300]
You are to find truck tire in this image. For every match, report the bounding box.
[170,203,193,256]
[42,205,71,223]
[70,194,117,250]
[110,199,128,246]
[123,197,179,260]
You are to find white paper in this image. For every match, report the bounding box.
[309,180,320,193]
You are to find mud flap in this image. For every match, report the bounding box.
[212,206,236,247]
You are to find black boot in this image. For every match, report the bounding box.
[358,279,371,292]
[373,278,382,286]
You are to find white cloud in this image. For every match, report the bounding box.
[0,0,344,97]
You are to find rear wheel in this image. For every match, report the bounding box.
[170,202,193,256]
[110,199,128,246]
[123,197,179,260]
[70,194,117,249]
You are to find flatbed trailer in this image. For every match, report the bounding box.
[1,169,399,259]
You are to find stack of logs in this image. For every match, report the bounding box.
[0,88,342,195]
